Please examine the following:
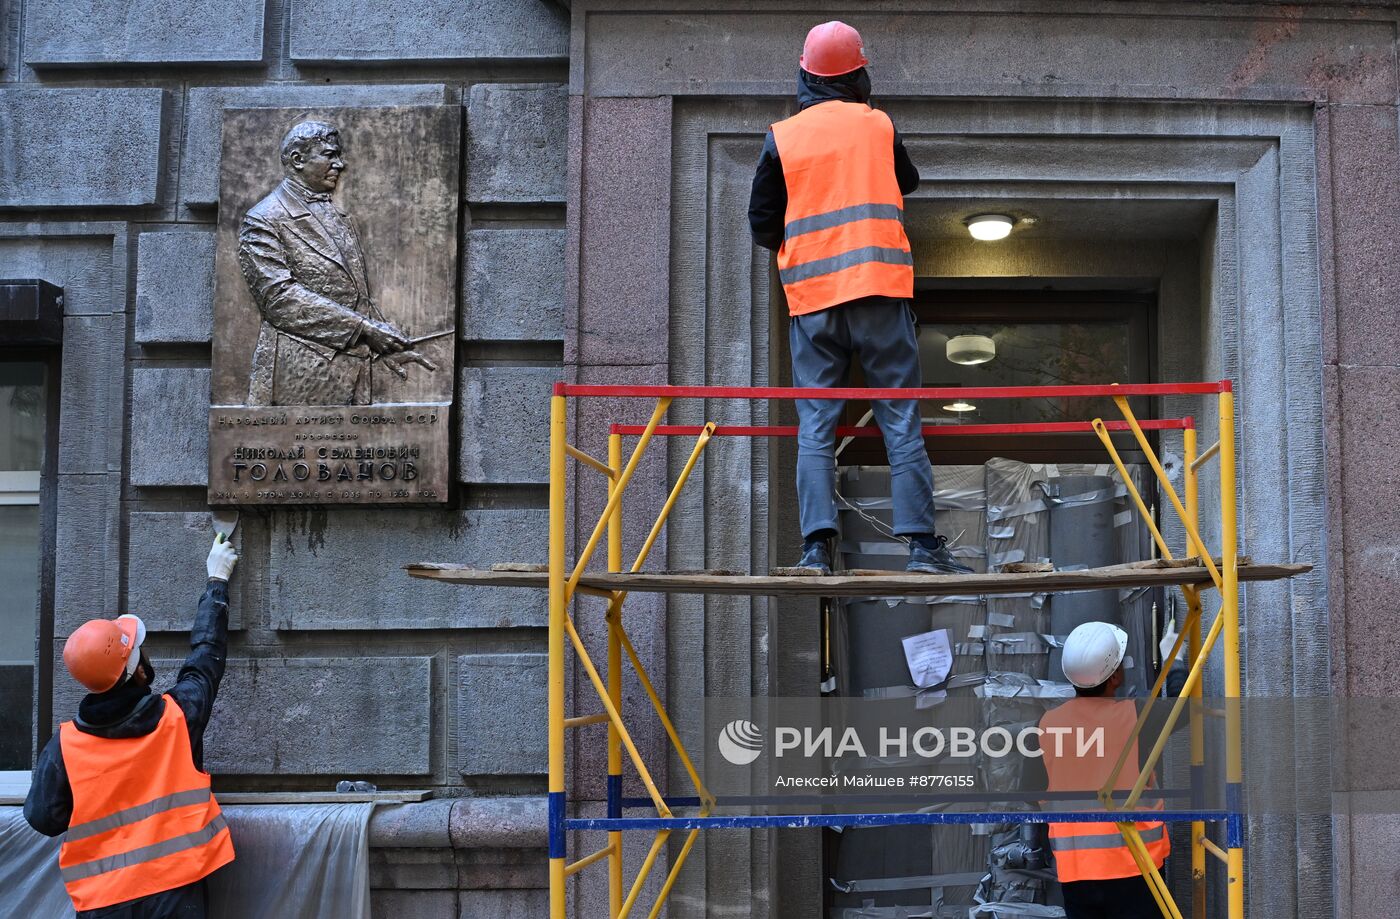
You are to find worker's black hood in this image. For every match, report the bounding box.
[75,656,163,738]
[797,67,872,109]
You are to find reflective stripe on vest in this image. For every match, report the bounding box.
[62,813,229,883]
[771,102,913,316]
[59,695,235,911]
[1039,696,1171,882]
[1050,824,1166,852]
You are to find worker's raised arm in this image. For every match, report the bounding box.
[892,129,919,196]
[166,536,238,768]
[748,131,787,251]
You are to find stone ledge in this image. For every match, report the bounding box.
[368,797,546,849]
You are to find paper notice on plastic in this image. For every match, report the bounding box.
[902,628,954,688]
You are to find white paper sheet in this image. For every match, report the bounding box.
[902,628,953,688]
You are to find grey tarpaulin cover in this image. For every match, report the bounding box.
[0,807,72,918]
[0,803,373,919]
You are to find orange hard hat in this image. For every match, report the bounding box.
[63,616,144,693]
[800,20,868,77]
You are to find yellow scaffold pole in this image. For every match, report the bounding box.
[607,432,624,919]
[548,393,568,919]
[1219,389,1245,919]
[1185,427,1207,919]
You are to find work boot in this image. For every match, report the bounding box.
[795,535,833,574]
[906,534,973,575]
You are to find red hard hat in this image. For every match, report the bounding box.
[800,21,868,77]
[63,616,143,693]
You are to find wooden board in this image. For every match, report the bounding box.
[0,790,433,807]
[403,561,1311,599]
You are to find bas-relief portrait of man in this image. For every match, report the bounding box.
[211,105,460,413]
[238,120,439,406]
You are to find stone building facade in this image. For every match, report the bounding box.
[2,1,1399,917]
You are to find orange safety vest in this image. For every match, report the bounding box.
[1039,696,1170,883]
[58,694,235,911]
[771,100,914,316]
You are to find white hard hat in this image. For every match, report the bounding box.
[1061,621,1129,689]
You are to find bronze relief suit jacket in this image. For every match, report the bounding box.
[237,179,387,405]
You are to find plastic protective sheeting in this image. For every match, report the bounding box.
[0,807,74,919]
[829,459,1157,918]
[0,803,373,919]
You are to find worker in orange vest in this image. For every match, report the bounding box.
[748,20,971,576]
[1039,621,1186,918]
[25,534,240,918]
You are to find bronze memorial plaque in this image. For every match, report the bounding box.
[209,106,460,505]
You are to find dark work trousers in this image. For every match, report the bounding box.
[789,298,937,539]
[82,880,207,919]
[1060,874,1163,919]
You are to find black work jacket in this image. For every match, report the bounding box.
[748,69,920,253]
[23,580,231,918]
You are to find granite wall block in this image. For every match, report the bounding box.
[269,508,548,629]
[23,0,264,66]
[0,88,166,207]
[465,84,567,203]
[53,474,121,634]
[457,366,554,484]
[135,230,216,344]
[49,657,434,774]
[457,653,545,775]
[462,228,565,341]
[126,512,246,631]
[288,0,566,63]
[58,314,123,476]
[129,367,209,487]
[460,890,549,918]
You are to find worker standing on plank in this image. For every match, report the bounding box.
[1039,621,1183,918]
[748,20,971,575]
[24,534,240,918]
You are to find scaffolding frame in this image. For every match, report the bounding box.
[538,380,1246,919]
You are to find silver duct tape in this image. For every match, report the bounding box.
[830,872,989,894]
[987,612,1017,628]
[955,643,986,657]
[969,902,1067,918]
[987,633,1058,655]
[989,549,1025,565]
[977,683,1075,700]
[968,625,987,639]
[1113,510,1134,528]
[831,907,967,919]
[846,594,985,605]
[987,485,1126,522]
[988,526,1017,540]
[946,673,986,690]
[985,498,1049,522]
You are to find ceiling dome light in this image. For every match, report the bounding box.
[965,214,1014,241]
[946,334,996,365]
[943,401,977,413]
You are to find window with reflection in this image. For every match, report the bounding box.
[0,361,48,770]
